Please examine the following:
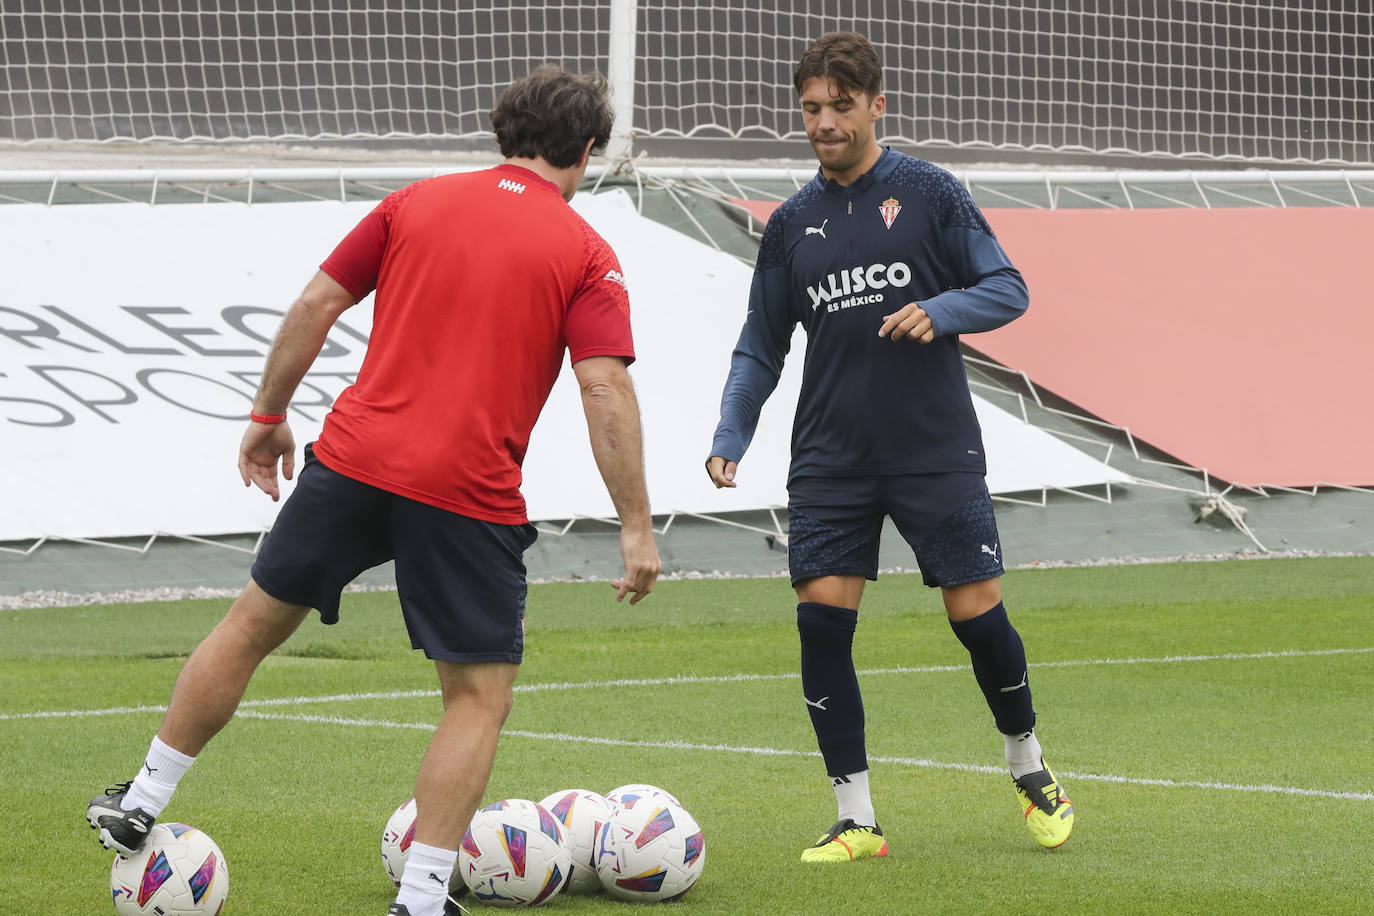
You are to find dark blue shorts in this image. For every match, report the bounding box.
[786,472,1004,588]
[250,444,538,663]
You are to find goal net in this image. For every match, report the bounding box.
[3,1,1371,166]
[1,2,612,143]
[636,1,1374,165]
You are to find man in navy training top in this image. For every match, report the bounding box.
[706,31,1075,861]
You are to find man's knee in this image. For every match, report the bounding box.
[436,661,519,720]
[794,574,865,610]
[943,577,1002,621]
[220,580,310,657]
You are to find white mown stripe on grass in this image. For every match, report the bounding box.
[231,710,1374,803]
[10,645,1370,722]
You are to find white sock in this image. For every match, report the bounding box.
[122,736,196,817]
[832,770,876,827]
[1005,728,1044,779]
[395,842,458,916]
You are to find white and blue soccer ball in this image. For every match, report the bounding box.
[604,783,681,809]
[459,799,572,907]
[595,796,705,902]
[538,788,615,894]
[380,798,418,888]
[110,823,229,915]
[380,797,473,905]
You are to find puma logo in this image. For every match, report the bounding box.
[980,542,999,558]
[999,670,1028,693]
[804,696,829,710]
[805,219,828,239]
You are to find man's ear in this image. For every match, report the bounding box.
[870,93,887,121]
[577,137,596,168]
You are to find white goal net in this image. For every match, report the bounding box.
[1,2,612,143]
[3,1,1371,166]
[635,1,1374,165]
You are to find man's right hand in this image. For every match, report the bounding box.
[238,421,296,502]
[705,456,738,489]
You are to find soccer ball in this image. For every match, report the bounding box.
[459,799,572,907]
[380,798,418,887]
[110,823,229,915]
[595,797,705,902]
[380,798,469,904]
[604,783,681,808]
[538,789,615,894]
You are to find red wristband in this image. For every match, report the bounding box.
[250,411,288,424]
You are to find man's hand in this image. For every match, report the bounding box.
[238,421,296,501]
[705,456,738,488]
[612,525,662,605]
[878,302,936,343]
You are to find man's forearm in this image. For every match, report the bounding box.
[580,370,653,531]
[255,272,356,413]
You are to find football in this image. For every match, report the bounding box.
[459,799,572,907]
[595,797,705,902]
[537,788,615,894]
[380,798,418,887]
[604,783,681,808]
[110,823,229,915]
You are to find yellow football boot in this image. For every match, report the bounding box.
[1013,761,1074,848]
[799,819,888,862]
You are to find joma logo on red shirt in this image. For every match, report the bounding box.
[497,178,526,194]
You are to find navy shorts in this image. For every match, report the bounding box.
[250,444,538,663]
[786,471,1004,588]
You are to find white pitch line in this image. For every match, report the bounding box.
[4,646,1372,722]
[233,710,1374,803]
[0,702,173,720]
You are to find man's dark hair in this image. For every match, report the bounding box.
[489,65,614,168]
[793,32,883,99]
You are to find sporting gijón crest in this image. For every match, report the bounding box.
[880,196,901,229]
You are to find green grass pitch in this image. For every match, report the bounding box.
[2,557,1371,914]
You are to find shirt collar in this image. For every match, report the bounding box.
[493,162,563,196]
[815,146,900,194]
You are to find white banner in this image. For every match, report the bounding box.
[0,189,1126,541]
[0,201,374,539]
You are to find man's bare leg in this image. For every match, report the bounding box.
[89,579,310,852]
[392,659,519,914]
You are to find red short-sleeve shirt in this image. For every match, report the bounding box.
[313,164,634,524]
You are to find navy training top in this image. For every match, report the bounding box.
[710,147,1029,483]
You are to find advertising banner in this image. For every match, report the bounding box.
[0,189,1125,541]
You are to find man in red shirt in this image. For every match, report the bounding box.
[87,66,660,916]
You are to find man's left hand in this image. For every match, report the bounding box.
[878,302,935,343]
[613,525,662,605]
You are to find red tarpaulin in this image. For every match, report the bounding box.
[729,199,1374,487]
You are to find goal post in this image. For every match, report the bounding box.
[605,0,638,164]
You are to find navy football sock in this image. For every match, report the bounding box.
[797,602,867,776]
[949,601,1036,735]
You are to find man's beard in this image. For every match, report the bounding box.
[811,133,862,172]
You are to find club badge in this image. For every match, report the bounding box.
[880,197,901,229]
